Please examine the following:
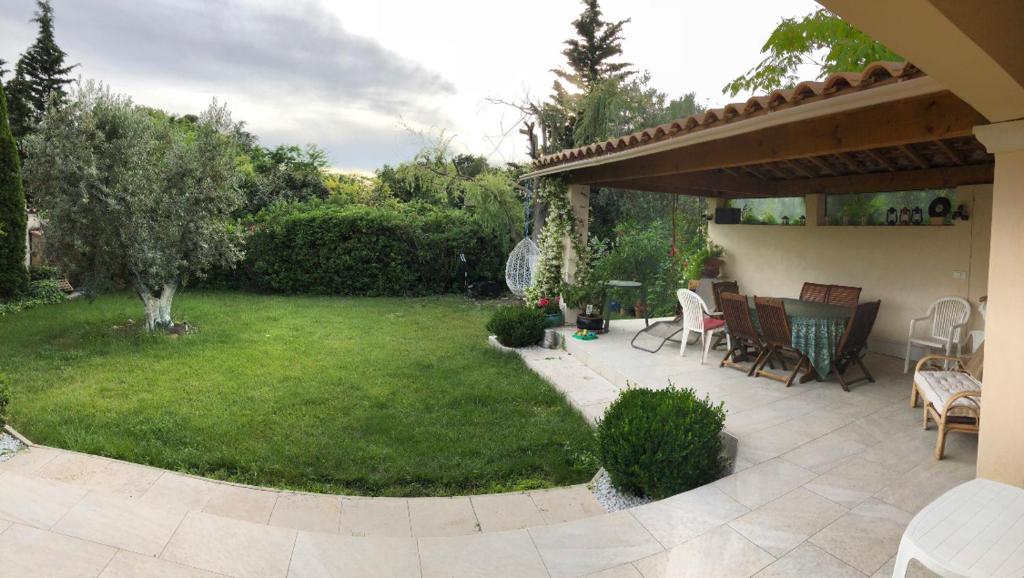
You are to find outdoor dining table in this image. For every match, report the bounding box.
[746,296,852,381]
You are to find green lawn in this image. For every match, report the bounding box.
[0,292,597,496]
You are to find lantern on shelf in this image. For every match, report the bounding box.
[798,215,806,226]
[781,215,790,225]
[899,207,911,225]
[886,207,898,225]
[911,207,924,225]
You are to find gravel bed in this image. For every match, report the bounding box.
[589,468,652,512]
[0,432,25,464]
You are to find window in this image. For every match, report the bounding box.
[825,190,953,226]
[727,197,805,225]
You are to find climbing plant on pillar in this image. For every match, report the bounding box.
[526,178,570,302]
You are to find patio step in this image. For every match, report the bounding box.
[0,444,607,539]
[512,343,626,424]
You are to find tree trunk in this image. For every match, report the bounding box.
[139,282,177,332]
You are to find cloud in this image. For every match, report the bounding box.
[0,0,457,169]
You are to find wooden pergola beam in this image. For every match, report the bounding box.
[594,163,994,197]
[568,91,985,184]
[898,144,930,169]
[865,149,897,171]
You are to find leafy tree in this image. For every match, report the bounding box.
[0,80,28,298]
[556,0,632,93]
[237,144,330,215]
[5,0,76,141]
[0,58,9,82]
[24,82,244,331]
[723,9,902,97]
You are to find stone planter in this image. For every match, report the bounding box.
[576,315,604,331]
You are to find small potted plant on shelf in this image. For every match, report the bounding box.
[562,280,605,332]
[700,242,725,278]
[535,297,564,327]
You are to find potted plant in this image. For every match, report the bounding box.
[562,280,604,331]
[700,242,725,278]
[535,297,564,327]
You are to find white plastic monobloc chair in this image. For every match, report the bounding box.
[904,296,971,373]
[676,289,729,364]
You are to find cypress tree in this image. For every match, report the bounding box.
[555,0,632,92]
[0,81,29,298]
[6,0,76,140]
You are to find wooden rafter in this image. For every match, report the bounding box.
[758,163,788,179]
[898,144,930,169]
[782,159,813,178]
[833,153,866,174]
[865,149,897,171]
[805,156,836,176]
[935,140,965,165]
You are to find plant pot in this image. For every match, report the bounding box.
[576,315,604,331]
[544,312,565,327]
[930,216,945,226]
[633,301,647,319]
[702,258,723,279]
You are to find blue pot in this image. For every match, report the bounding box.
[545,312,565,327]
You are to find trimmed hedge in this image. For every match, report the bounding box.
[486,305,546,347]
[232,204,505,296]
[597,387,726,499]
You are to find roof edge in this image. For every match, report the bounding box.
[522,75,947,181]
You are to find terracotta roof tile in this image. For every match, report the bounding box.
[535,61,921,169]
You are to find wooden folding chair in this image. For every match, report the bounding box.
[753,297,810,387]
[831,300,881,391]
[710,281,739,349]
[799,282,830,303]
[827,285,862,308]
[719,293,767,376]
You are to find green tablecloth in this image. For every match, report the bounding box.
[747,297,851,377]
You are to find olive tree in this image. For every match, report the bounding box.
[24,82,243,330]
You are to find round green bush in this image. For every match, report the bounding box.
[486,305,547,348]
[597,387,726,499]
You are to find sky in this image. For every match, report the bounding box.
[0,0,821,173]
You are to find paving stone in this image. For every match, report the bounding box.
[753,543,864,578]
[340,497,410,537]
[0,523,116,578]
[162,511,296,578]
[713,458,817,509]
[470,492,545,532]
[202,483,278,524]
[100,550,224,577]
[287,531,419,578]
[633,525,775,578]
[408,496,479,536]
[0,472,89,528]
[141,473,217,512]
[809,498,913,575]
[419,529,549,578]
[269,492,342,534]
[35,451,161,498]
[728,488,847,557]
[530,511,663,578]
[53,491,185,556]
[530,485,606,524]
[631,484,749,548]
[0,445,62,475]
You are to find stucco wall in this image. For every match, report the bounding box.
[709,185,992,358]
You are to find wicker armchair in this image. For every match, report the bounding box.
[753,297,810,387]
[800,282,830,303]
[912,345,983,459]
[831,300,881,391]
[827,285,862,308]
[719,293,766,376]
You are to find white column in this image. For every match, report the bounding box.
[560,184,590,324]
[973,119,1024,486]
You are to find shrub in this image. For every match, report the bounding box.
[0,278,66,316]
[232,204,506,296]
[597,386,726,499]
[29,265,60,282]
[0,375,10,430]
[486,305,546,347]
[0,80,29,298]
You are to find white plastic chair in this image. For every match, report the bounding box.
[676,289,729,364]
[904,297,971,373]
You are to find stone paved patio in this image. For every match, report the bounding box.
[0,318,974,577]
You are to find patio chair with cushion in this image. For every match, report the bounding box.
[754,297,810,387]
[831,300,881,391]
[676,289,729,364]
[719,293,768,375]
[903,296,972,373]
[826,285,862,308]
[912,344,983,459]
[709,280,739,349]
[799,282,830,303]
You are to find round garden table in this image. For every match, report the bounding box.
[746,296,851,380]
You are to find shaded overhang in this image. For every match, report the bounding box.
[523,64,995,199]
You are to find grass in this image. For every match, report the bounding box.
[0,292,598,496]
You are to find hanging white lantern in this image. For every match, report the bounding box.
[505,237,539,297]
